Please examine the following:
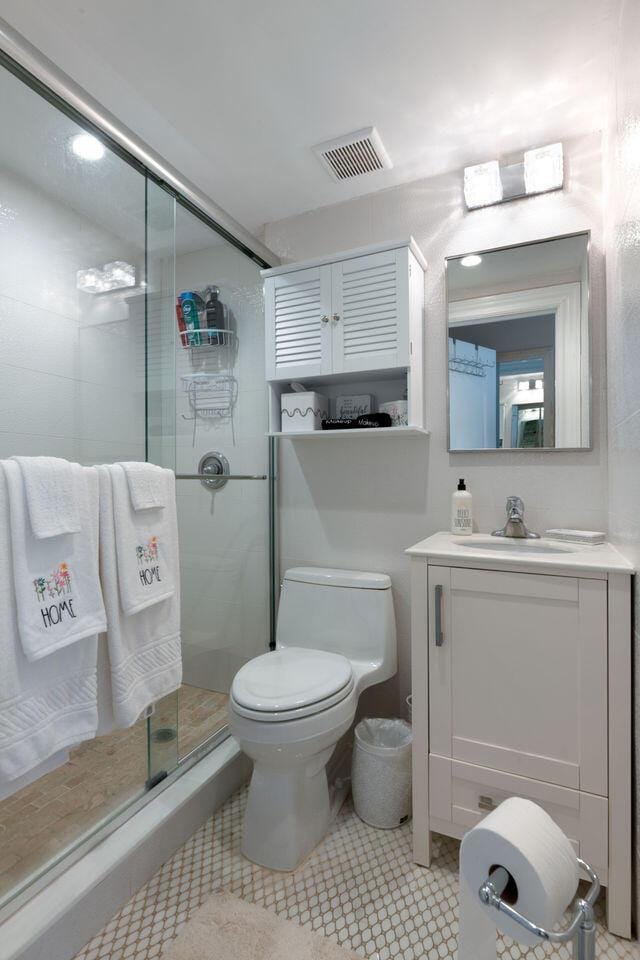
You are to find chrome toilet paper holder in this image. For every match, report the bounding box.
[478,857,599,960]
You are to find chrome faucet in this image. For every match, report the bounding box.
[492,496,540,539]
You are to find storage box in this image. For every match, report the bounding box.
[379,400,408,427]
[280,391,328,432]
[336,394,374,418]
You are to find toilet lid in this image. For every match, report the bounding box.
[231,647,353,714]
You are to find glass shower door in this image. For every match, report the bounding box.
[147,196,271,769]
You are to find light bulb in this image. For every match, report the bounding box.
[77,268,107,293]
[524,143,563,195]
[463,161,503,209]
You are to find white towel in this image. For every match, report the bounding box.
[98,465,182,727]
[2,461,107,661]
[13,455,81,538]
[110,463,176,615]
[0,469,98,793]
[118,461,167,511]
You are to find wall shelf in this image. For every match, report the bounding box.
[269,426,429,439]
[262,238,427,438]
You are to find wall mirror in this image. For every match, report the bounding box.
[446,232,590,451]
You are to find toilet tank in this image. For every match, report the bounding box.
[276,567,397,687]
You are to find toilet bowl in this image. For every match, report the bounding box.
[229,566,397,871]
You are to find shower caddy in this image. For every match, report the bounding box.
[179,287,239,442]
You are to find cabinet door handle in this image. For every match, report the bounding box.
[332,313,341,324]
[435,584,444,646]
[321,314,330,324]
[478,795,497,811]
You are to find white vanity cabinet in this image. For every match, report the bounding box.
[407,533,633,938]
[262,239,427,436]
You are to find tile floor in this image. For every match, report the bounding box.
[74,784,640,960]
[0,685,228,901]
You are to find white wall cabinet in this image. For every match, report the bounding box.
[262,239,427,436]
[407,533,633,939]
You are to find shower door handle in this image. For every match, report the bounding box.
[434,584,444,647]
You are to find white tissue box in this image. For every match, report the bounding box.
[280,391,328,432]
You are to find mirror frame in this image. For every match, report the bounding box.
[445,230,592,453]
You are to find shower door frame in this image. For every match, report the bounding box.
[0,20,280,916]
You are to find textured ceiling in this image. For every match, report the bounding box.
[0,0,619,236]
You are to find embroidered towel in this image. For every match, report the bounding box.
[0,468,98,793]
[98,465,182,727]
[110,463,176,615]
[13,456,81,539]
[2,460,107,661]
[118,461,167,511]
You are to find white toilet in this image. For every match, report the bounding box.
[229,566,397,871]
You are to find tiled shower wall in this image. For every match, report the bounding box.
[173,243,270,693]
[263,131,607,716]
[0,167,145,465]
[604,0,640,924]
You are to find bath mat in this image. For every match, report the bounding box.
[161,892,361,960]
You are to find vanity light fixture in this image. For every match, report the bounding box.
[77,260,136,294]
[464,142,564,210]
[71,133,105,161]
[460,254,483,267]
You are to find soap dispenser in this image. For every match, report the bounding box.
[451,478,473,536]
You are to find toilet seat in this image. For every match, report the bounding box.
[231,647,354,722]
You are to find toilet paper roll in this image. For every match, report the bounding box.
[458,797,579,960]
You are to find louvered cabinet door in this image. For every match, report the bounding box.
[265,266,332,380]
[330,249,410,374]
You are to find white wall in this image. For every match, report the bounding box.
[604,0,640,924]
[172,243,269,692]
[0,167,145,465]
[263,132,607,714]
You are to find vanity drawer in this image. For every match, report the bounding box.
[429,755,608,880]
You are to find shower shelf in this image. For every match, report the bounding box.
[180,328,237,350]
[181,373,238,420]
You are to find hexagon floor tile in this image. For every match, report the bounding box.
[74,786,639,960]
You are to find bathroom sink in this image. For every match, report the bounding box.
[453,537,577,555]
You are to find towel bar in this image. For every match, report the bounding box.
[175,473,267,480]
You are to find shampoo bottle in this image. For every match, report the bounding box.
[204,285,225,344]
[451,478,473,536]
[180,291,201,346]
[175,297,187,347]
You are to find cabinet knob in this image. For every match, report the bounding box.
[332,313,341,324]
[478,795,497,811]
[321,314,330,324]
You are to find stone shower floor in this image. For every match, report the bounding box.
[0,684,228,901]
[74,784,640,960]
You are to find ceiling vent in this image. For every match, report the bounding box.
[313,126,393,182]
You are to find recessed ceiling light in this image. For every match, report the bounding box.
[71,133,105,161]
[460,254,482,268]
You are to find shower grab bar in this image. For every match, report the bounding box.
[175,473,267,481]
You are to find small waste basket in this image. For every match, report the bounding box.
[351,718,412,828]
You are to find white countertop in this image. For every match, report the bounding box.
[406,531,635,575]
